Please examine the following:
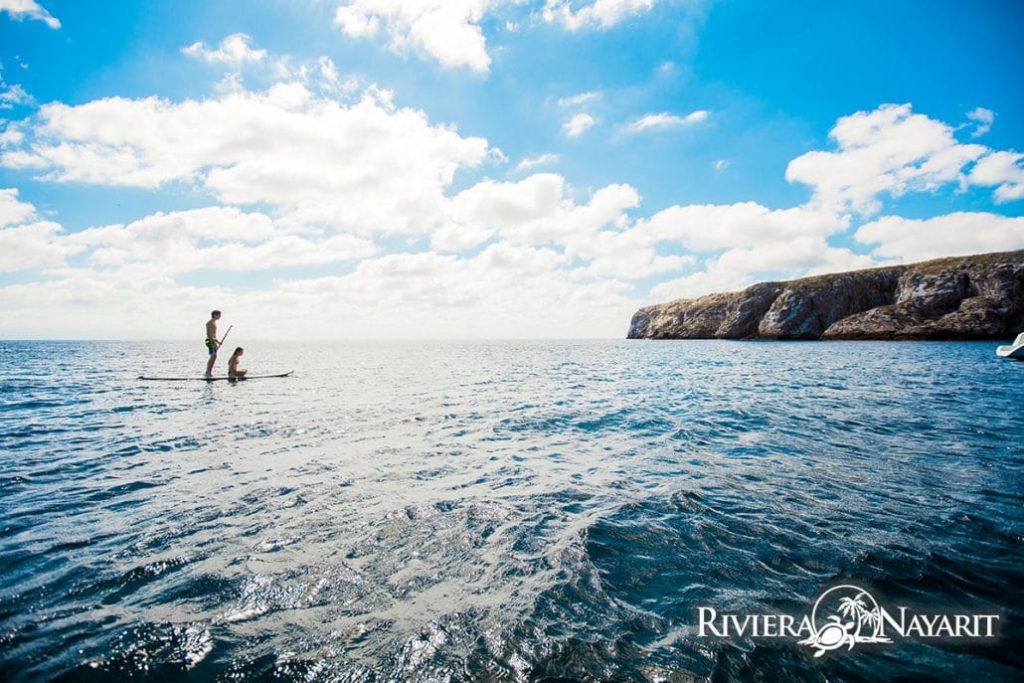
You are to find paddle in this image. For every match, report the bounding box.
[218,324,233,349]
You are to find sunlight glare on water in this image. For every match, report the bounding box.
[1,340,1022,681]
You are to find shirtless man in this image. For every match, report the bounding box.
[205,310,223,377]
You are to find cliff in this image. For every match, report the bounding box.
[627,250,1024,340]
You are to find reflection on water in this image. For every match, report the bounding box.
[0,340,1021,681]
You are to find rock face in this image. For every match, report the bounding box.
[627,250,1024,340]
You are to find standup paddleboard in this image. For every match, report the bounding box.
[138,371,294,381]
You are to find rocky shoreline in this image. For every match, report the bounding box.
[628,250,1024,340]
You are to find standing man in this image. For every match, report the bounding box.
[205,310,223,378]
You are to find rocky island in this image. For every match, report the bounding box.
[628,250,1024,340]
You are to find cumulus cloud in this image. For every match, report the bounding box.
[0,220,73,272]
[564,112,596,138]
[2,83,490,235]
[650,240,875,300]
[0,121,24,147]
[969,151,1024,202]
[786,103,989,215]
[4,91,1023,338]
[0,240,643,338]
[622,110,708,133]
[0,83,32,109]
[0,195,377,276]
[636,202,868,298]
[966,107,994,137]
[0,189,75,272]
[182,33,268,65]
[66,207,377,273]
[0,61,34,111]
[557,91,600,108]
[0,186,35,226]
[0,0,59,29]
[635,202,848,251]
[855,212,1024,262]
[515,152,558,173]
[330,1,666,72]
[435,173,637,249]
[334,0,497,73]
[542,0,658,31]
[258,240,643,338]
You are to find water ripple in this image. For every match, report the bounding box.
[0,340,1021,681]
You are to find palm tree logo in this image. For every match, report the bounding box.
[799,585,892,657]
[838,592,883,640]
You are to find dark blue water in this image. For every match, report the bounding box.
[1,340,1021,681]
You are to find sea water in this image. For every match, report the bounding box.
[1,340,1021,681]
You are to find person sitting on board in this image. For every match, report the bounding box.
[227,347,248,379]
[205,310,223,378]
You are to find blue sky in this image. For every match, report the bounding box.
[1,0,1022,339]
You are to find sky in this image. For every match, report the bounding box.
[0,0,1023,339]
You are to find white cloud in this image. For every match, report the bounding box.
[643,105,1024,300]
[557,91,600,108]
[0,198,378,275]
[571,231,694,279]
[635,202,868,300]
[515,152,558,172]
[182,33,267,65]
[2,83,490,236]
[431,173,694,281]
[855,212,1024,262]
[0,60,34,111]
[334,4,381,37]
[0,121,24,147]
[636,202,847,251]
[0,186,35,226]
[261,241,641,338]
[334,0,497,73]
[64,206,377,273]
[622,110,709,133]
[0,220,72,272]
[966,107,994,137]
[0,0,59,29]
[330,1,665,73]
[650,240,876,300]
[429,221,493,252]
[786,103,989,216]
[440,174,638,248]
[969,151,1024,202]
[0,240,643,339]
[4,92,1023,338]
[182,36,357,102]
[543,0,658,30]
[438,174,695,280]
[564,112,596,138]
[0,189,74,272]
[0,83,32,109]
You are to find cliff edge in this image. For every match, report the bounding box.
[627,250,1024,340]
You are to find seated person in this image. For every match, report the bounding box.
[227,347,248,379]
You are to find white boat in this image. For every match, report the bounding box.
[996,332,1024,359]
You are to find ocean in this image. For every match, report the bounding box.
[1,340,1021,681]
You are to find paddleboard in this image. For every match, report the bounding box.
[138,371,294,381]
